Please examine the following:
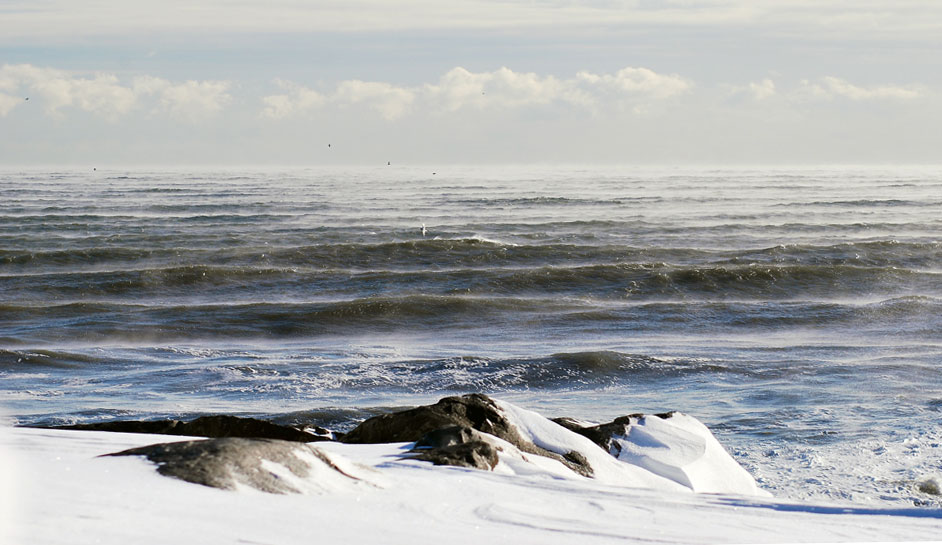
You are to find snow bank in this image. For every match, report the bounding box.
[5,399,942,544]
[0,422,19,545]
[494,399,689,492]
[609,413,767,496]
[493,399,767,496]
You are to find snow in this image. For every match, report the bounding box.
[610,413,768,496]
[3,402,942,544]
[494,398,690,492]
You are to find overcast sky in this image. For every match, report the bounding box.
[2,0,941,165]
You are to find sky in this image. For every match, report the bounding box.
[1,0,941,166]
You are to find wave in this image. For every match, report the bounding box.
[724,240,942,268]
[449,196,654,206]
[0,348,779,404]
[774,199,940,208]
[4,295,940,344]
[0,247,165,266]
[0,295,577,342]
[326,351,748,393]
[483,262,940,299]
[0,348,108,369]
[5,260,939,305]
[230,350,806,395]
[5,238,939,274]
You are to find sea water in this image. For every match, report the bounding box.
[1,165,940,506]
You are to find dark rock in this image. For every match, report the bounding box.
[413,425,484,450]
[563,450,591,470]
[49,415,328,443]
[180,415,327,442]
[412,433,500,470]
[553,412,676,457]
[53,420,180,435]
[342,394,507,444]
[107,437,352,493]
[412,441,499,470]
[409,426,500,470]
[343,394,594,477]
[917,479,941,496]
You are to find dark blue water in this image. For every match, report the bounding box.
[1,166,941,506]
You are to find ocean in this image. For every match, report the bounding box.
[1,165,940,507]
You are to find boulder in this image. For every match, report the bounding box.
[409,426,499,470]
[343,394,593,476]
[107,437,360,494]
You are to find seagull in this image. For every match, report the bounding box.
[421,223,427,237]
[24,97,29,101]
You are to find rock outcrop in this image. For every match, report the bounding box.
[88,395,765,497]
[409,426,499,470]
[54,415,328,443]
[107,437,364,493]
[342,393,593,476]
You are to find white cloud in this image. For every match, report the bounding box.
[0,93,21,117]
[333,80,415,120]
[427,67,582,111]
[260,66,690,121]
[131,76,233,118]
[723,78,776,103]
[0,73,20,93]
[260,78,415,120]
[576,67,692,102]
[0,64,132,118]
[749,78,776,100]
[261,79,326,119]
[157,80,232,119]
[0,64,232,121]
[66,74,138,118]
[130,75,170,96]
[798,76,924,101]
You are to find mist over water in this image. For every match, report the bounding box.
[2,166,941,506]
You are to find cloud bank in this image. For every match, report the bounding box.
[261,66,692,121]
[798,76,924,101]
[3,64,931,124]
[0,64,232,120]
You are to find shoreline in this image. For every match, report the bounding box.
[4,397,942,544]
